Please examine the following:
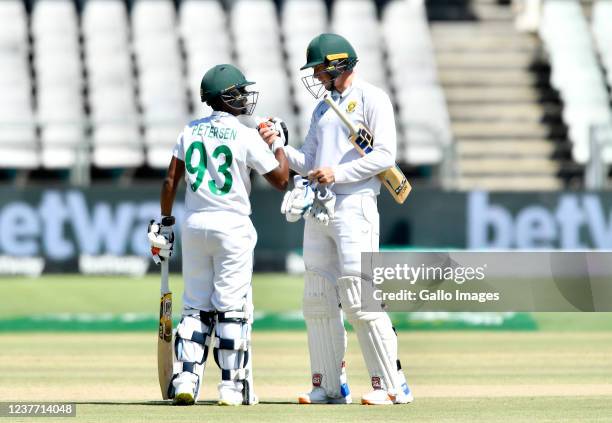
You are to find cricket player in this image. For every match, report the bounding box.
[149,64,288,406]
[260,33,413,405]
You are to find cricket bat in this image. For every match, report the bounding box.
[157,259,173,400]
[323,94,412,204]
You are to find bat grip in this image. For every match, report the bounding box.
[160,260,170,294]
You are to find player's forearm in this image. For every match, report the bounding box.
[264,149,289,191]
[333,149,395,184]
[161,157,184,216]
[283,145,314,176]
[160,179,177,216]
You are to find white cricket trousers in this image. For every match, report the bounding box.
[181,210,257,313]
[303,193,379,279]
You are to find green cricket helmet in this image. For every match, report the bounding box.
[200,64,258,115]
[301,33,358,98]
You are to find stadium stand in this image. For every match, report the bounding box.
[179,0,226,118]
[281,0,326,142]
[383,0,453,168]
[0,0,37,170]
[34,0,84,170]
[1,0,454,184]
[133,0,185,169]
[540,0,612,166]
[231,0,298,148]
[2,0,610,190]
[593,0,612,89]
[431,0,573,190]
[84,0,142,169]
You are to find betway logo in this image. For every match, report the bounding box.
[0,191,184,260]
[468,192,612,249]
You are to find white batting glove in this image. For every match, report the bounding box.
[147,216,175,264]
[280,175,315,222]
[267,117,289,146]
[258,117,289,152]
[305,186,336,226]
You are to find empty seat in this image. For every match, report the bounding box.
[0,0,37,169]
[132,0,187,160]
[541,0,612,164]
[32,0,84,169]
[31,0,79,40]
[132,0,176,36]
[0,105,38,168]
[396,85,451,165]
[82,0,129,38]
[179,0,231,117]
[592,1,612,88]
[92,124,144,168]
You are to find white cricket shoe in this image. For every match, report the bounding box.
[394,389,415,404]
[298,387,352,404]
[218,381,245,406]
[361,389,414,405]
[172,373,197,406]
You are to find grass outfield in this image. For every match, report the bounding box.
[2,273,612,330]
[1,332,612,422]
[2,274,612,421]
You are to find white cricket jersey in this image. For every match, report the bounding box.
[284,78,397,195]
[173,111,279,215]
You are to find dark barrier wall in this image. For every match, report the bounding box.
[1,187,611,274]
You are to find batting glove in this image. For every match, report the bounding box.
[305,186,336,226]
[148,216,175,264]
[280,175,315,222]
[259,117,289,152]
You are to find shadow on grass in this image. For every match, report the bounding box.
[73,400,296,406]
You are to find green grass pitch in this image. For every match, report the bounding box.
[1,273,612,422]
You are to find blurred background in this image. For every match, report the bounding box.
[1,0,612,277]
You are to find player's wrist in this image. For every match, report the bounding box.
[161,216,175,227]
[332,166,347,184]
[271,139,285,153]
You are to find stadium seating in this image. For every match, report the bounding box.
[33,0,85,169]
[592,0,612,88]
[0,0,38,169]
[281,0,327,141]
[179,0,227,118]
[332,0,387,91]
[383,0,451,165]
[133,0,186,169]
[540,0,612,164]
[83,0,143,169]
[0,0,456,179]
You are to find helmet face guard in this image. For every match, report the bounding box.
[301,57,358,99]
[219,85,259,115]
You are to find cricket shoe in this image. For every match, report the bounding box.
[171,373,197,406]
[361,389,414,405]
[298,387,352,404]
[218,381,246,406]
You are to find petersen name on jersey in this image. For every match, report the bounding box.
[173,111,279,216]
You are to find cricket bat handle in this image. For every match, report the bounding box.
[160,260,169,295]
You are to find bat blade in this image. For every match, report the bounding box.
[349,128,412,205]
[157,261,173,400]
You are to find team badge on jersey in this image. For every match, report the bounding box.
[346,100,357,113]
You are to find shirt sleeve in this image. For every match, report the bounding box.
[172,131,185,161]
[246,129,280,175]
[333,90,397,184]
[283,107,319,176]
